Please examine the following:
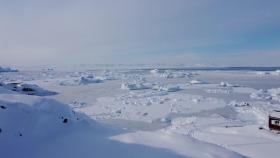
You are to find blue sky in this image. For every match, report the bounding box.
[0,0,280,67]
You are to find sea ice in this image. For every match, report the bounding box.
[190,80,206,84]
[0,66,18,73]
[79,75,104,85]
[121,82,150,90]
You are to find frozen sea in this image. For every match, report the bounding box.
[1,66,280,158]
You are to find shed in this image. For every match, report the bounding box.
[269,110,280,131]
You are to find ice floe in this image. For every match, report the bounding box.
[57,75,104,86]
[79,75,104,85]
[121,82,150,90]
[190,80,206,84]
[150,69,193,78]
[0,66,18,73]
[250,88,280,102]
[152,85,181,92]
[255,70,280,76]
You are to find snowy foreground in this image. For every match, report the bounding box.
[1,68,280,158]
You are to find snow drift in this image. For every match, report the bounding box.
[0,82,57,96]
[0,93,188,158]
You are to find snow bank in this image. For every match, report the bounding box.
[0,82,57,96]
[0,94,86,157]
[111,130,246,158]
[0,93,186,158]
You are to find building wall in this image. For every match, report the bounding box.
[269,116,280,131]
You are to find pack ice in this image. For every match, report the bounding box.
[1,67,280,158]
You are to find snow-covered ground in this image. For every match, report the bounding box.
[1,67,280,158]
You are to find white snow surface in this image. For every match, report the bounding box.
[1,68,280,158]
[0,93,187,158]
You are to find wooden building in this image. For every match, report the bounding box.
[269,110,280,131]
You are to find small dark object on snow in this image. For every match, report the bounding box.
[259,127,264,130]
[115,110,122,114]
[22,87,35,95]
[0,105,7,109]
[0,128,2,133]
[19,133,22,137]
[142,112,148,116]
[224,125,243,128]
[63,118,68,123]
[22,87,34,92]
[234,102,250,107]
